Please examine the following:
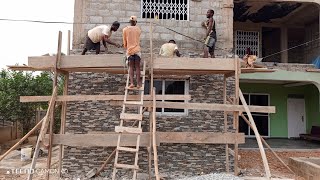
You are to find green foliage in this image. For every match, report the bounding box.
[0,69,62,135]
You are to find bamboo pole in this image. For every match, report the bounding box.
[239,113,295,175]
[239,89,271,178]
[223,75,229,172]
[46,31,62,180]
[152,88,160,180]
[0,118,44,162]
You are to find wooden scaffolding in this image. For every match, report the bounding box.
[1,29,295,180]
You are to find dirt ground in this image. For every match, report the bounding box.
[0,137,319,180]
[239,149,320,180]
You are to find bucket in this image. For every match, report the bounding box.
[21,147,32,161]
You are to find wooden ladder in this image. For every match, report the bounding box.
[112,60,146,180]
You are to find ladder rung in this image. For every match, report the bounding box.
[124,101,143,106]
[120,113,143,121]
[115,163,139,170]
[117,146,138,152]
[125,86,144,91]
[115,126,142,134]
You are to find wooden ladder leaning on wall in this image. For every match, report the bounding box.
[112,60,146,180]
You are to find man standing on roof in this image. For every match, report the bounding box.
[202,9,217,58]
[81,21,121,55]
[123,16,142,88]
[159,40,181,57]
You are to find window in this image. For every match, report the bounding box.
[239,93,270,137]
[141,0,189,21]
[235,30,259,58]
[144,79,189,115]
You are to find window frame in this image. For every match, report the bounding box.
[144,79,189,116]
[140,0,190,21]
[240,93,270,137]
[235,30,260,58]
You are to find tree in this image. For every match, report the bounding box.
[0,69,61,135]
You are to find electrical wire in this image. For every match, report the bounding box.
[1,18,319,56]
[261,37,320,59]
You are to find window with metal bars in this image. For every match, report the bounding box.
[141,0,189,21]
[235,30,259,58]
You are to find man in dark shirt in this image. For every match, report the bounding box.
[202,9,217,58]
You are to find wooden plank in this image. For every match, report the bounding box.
[114,126,142,134]
[20,95,191,102]
[145,101,275,113]
[115,163,139,170]
[153,69,233,75]
[47,132,245,146]
[49,133,154,147]
[159,132,245,144]
[28,54,125,68]
[120,113,142,121]
[153,58,236,71]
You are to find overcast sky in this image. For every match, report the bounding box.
[0,0,74,69]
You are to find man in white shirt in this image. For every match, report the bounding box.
[159,40,181,57]
[81,21,121,55]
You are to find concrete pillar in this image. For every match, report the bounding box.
[281,27,288,63]
[222,0,234,56]
[73,0,84,50]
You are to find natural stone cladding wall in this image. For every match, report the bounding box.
[63,72,236,179]
[262,62,315,72]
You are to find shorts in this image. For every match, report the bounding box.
[127,53,141,62]
[84,35,100,51]
[205,36,216,53]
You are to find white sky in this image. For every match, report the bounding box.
[0,0,74,69]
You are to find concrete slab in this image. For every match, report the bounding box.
[240,138,320,150]
[289,157,320,180]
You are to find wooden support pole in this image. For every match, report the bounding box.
[67,30,71,56]
[239,89,271,178]
[234,58,240,175]
[46,31,62,180]
[0,118,44,162]
[240,113,295,175]
[28,87,58,180]
[58,73,69,177]
[148,21,154,180]
[223,75,229,172]
[152,88,160,180]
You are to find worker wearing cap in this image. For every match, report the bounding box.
[81,21,121,55]
[123,16,142,88]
